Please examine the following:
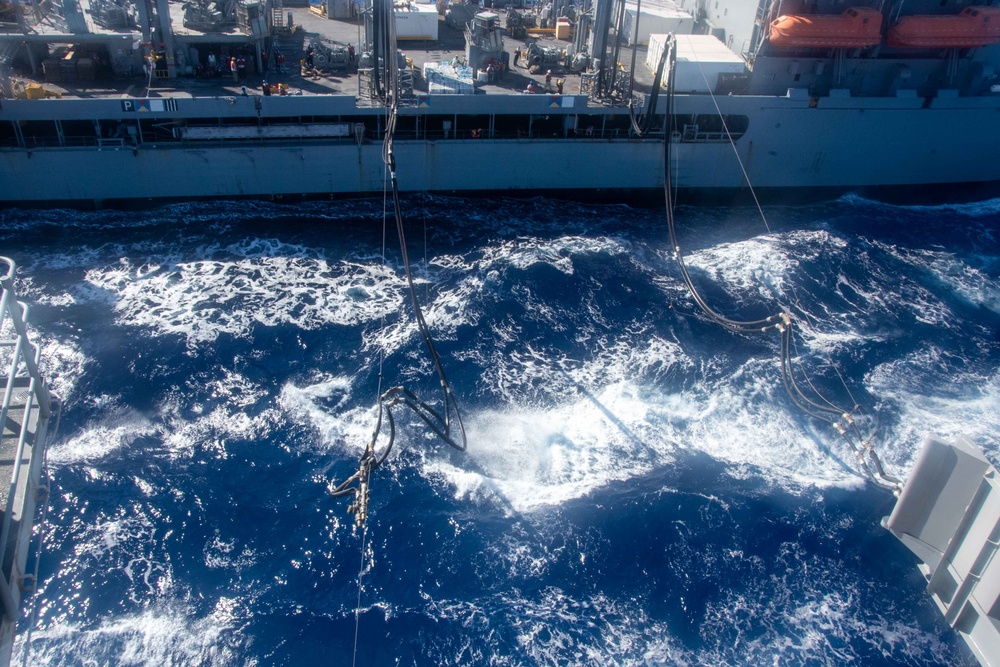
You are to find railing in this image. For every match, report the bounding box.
[0,257,53,625]
[1,122,669,150]
[3,136,102,150]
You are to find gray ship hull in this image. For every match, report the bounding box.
[2,91,998,204]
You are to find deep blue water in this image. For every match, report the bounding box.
[2,194,999,665]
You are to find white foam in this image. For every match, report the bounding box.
[867,345,1000,471]
[49,404,157,464]
[427,361,866,515]
[49,370,281,464]
[18,598,251,667]
[893,246,1000,315]
[278,375,377,454]
[374,234,633,352]
[204,531,257,572]
[36,335,90,409]
[685,231,810,302]
[480,235,624,275]
[83,248,405,349]
[427,399,657,513]
[158,393,282,462]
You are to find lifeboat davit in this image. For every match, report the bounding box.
[769,7,883,48]
[888,6,1000,48]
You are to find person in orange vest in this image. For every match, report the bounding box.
[230,56,238,82]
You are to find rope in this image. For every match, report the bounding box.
[350,524,367,667]
[694,56,771,234]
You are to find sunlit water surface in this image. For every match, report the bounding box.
[2,194,998,666]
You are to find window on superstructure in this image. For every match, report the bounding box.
[0,122,18,149]
[15,121,60,149]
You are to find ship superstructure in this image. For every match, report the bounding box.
[0,0,999,204]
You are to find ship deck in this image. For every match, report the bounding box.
[1,7,658,103]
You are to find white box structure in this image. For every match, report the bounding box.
[621,0,693,46]
[395,2,439,40]
[647,33,745,93]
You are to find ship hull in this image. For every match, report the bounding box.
[2,92,999,205]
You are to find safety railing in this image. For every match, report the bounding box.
[0,257,53,625]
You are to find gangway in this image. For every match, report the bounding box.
[0,257,58,665]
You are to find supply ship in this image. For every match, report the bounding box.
[0,0,998,204]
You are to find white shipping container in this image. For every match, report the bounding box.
[647,34,745,93]
[646,33,670,71]
[394,2,440,40]
[621,1,693,46]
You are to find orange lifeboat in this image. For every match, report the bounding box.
[888,6,1000,48]
[769,7,883,48]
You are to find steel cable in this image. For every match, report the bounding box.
[662,47,900,492]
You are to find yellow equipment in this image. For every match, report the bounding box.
[12,80,63,100]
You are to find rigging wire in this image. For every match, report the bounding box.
[350,523,367,667]
[661,42,900,492]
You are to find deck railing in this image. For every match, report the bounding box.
[0,257,53,625]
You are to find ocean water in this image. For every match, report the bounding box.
[2,194,998,666]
